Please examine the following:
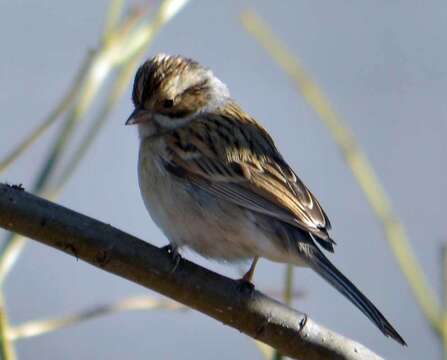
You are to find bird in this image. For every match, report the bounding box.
[125,53,406,346]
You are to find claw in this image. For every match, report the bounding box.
[235,257,259,294]
[161,244,181,273]
[236,278,255,294]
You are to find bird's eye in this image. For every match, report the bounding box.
[163,99,174,109]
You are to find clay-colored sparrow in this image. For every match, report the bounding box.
[126,54,405,345]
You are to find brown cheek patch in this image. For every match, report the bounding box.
[159,92,208,119]
[180,92,208,114]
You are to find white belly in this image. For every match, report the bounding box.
[137,138,304,265]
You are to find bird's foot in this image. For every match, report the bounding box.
[236,257,258,294]
[236,278,255,294]
[161,244,181,273]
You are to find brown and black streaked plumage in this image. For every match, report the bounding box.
[126,54,406,346]
[164,102,335,251]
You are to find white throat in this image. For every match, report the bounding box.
[137,122,158,140]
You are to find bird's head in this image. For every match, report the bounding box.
[126,54,230,136]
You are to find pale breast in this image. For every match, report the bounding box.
[137,138,180,236]
[137,138,298,264]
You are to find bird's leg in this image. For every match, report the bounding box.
[242,257,259,283]
[237,257,259,293]
[161,244,181,273]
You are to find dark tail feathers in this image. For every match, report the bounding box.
[309,249,406,346]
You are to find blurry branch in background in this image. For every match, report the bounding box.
[102,0,125,40]
[442,246,447,359]
[0,184,383,360]
[254,342,275,360]
[0,1,190,359]
[241,9,441,342]
[0,294,16,360]
[0,55,92,175]
[8,296,185,341]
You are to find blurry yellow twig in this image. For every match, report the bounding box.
[103,0,125,41]
[241,10,442,335]
[0,236,26,287]
[8,296,185,341]
[442,246,447,359]
[116,0,190,64]
[0,54,93,175]
[0,294,15,360]
[254,341,275,359]
[284,265,294,306]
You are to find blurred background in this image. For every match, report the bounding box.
[0,1,446,359]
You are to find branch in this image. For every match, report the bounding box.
[0,184,382,360]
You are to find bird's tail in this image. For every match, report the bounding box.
[308,248,406,346]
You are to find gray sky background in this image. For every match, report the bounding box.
[1,1,446,359]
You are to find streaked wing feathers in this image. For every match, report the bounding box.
[162,102,334,251]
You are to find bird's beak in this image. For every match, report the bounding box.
[125,108,152,125]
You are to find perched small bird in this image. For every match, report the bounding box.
[126,54,406,345]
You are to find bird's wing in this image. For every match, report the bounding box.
[161,102,334,251]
